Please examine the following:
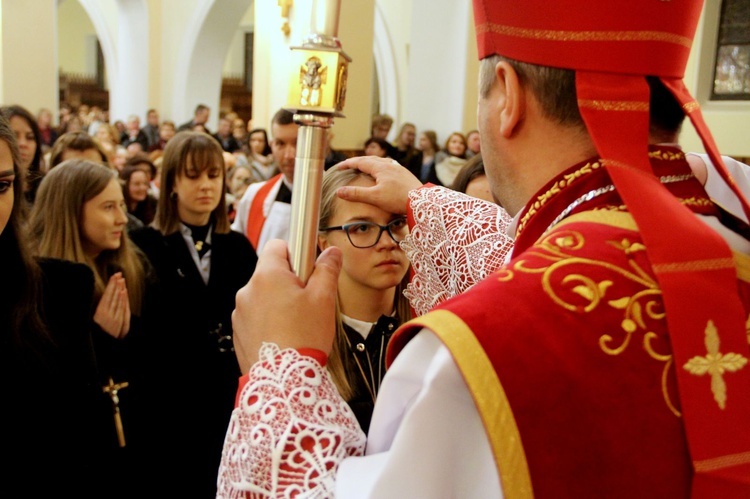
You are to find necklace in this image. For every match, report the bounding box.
[185,222,211,255]
[543,173,694,235]
[343,332,385,404]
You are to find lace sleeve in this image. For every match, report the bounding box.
[217,343,367,498]
[402,187,514,316]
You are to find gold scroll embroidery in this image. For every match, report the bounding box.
[475,23,692,48]
[683,320,748,410]
[683,101,700,113]
[578,99,649,112]
[517,161,603,235]
[497,227,680,414]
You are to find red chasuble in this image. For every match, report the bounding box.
[389,147,750,498]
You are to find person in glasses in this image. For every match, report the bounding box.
[317,166,413,433]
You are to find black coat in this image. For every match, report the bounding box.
[1,258,128,497]
[129,226,257,498]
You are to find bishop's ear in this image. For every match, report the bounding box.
[496,61,525,139]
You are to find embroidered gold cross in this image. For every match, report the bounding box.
[103,377,129,447]
[683,320,748,410]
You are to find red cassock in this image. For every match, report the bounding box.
[389,147,750,498]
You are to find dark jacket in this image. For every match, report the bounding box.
[2,259,113,497]
[129,226,257,497]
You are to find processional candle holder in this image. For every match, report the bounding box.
[286,0,351,282]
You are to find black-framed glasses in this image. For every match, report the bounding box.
[320,217,409,248]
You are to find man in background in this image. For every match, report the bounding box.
[177,104,211,134]
[231,109,298,253]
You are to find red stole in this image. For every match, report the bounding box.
[246,174,283,251]
[389,149,750,497]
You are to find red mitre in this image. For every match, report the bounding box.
[472,0,750,496]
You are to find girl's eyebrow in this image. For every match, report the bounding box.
[0,169,14,178]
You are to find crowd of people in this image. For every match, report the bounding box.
[3,0,750,496]
[0,97,491,497]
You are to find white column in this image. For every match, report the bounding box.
[111,0,150,122]
[404,0,474,145]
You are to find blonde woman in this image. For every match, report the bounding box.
[29,160,148,337]
[27,158,157,496]
[318,166,413,433]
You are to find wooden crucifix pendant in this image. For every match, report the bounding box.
[103,377,129,448]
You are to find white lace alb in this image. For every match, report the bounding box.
[217,344,366,498]
[402,186,514,316]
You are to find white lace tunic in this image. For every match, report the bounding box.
[217,188,510,498]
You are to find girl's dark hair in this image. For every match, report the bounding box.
[451,154,487,194]
[364,137,390,153]
[48,131,109,169]
[120,163,157,225]
[124,153,157,179]
[0,115,50,349]
[0,105,45,203]
[154,131,229,235]
[248,128,272,155]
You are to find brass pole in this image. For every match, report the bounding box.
[286,0,350,282]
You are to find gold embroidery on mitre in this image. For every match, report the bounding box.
[683,101,700,113]
[578,99,649,112]
[476,23,692,48]
[683,320,748,410]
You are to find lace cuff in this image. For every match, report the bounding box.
[217,343,366,498]
[403,186,514,316]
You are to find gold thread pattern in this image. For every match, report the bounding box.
[683,320,748,410]
[648,149,684,161]
[683,102,700,113]
[601,159,642,171]
[499,225,682,414]
[476,23,692,48]
[404,310,534,498]
[517,161,603,235]
[680,197,713,208]
[652,257,735,274]
[694,450,750,472]
[516,150,699,238]
[738,251,750,283]
[578,99,649,112]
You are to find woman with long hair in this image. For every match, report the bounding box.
[1,105,45,203]
[30,160,148,324]
[129,131,257,498]
[433,131,469,186]
[120,157,158,227]
[414,129,440,182]
[317,166,413,433]
[247,127,277,181]
[28,159,157,496]
[0,117,124,497]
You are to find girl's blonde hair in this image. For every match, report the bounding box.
[28,159,145,314]
[318,167,413,400]
[153,131,230,235]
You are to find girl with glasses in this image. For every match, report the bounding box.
[318,167,413,433]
